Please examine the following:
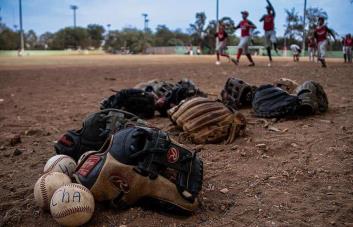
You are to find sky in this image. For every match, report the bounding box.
[0,0,352,37]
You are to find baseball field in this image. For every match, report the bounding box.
[0,55,352,226]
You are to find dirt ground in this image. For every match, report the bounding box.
[0,55,352,227]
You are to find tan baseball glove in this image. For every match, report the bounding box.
[274,78,299,94]
[168,97,246,144]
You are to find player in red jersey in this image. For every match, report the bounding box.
[260,0,278,66]
[307,35,317,62]
[215,23,231,65]
[342,34,353,63]
[233,11,257,67]
[314,17,336,68]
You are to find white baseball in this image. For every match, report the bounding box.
[50,183,95,226]
[44,155,77,177]
[34,172,72,210]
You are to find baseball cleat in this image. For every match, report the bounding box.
[216,61,221,65]
[248,62,255,67]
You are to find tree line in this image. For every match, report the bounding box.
[0,7,345,52]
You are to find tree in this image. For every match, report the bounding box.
[189,12,207,47]
[220,17,235,35]
[87,24,105,48]
[104,27,153,53]
[51,27,90,50]
[25,29,37,49]
[0,23,19,50]
[305,7,328,34]
[174,29,192,45]
[284,8,304,41]
[39,32,54,49]
[154,25,175,46]
[202,17,238,53]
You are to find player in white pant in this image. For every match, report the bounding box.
[314,17,336,68]
[342,34,353,63]
[290,44,301,62]
[307,35,317,62]
[233,11,257,67]
[260,0,278,65]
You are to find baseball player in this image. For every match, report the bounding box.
[259,0,278,66]
[290,44,301,62]
[215,24,231,65]
[233,11,257,67]
[307,35,317,62]
[342,34,353,63]
[314,17,336,68]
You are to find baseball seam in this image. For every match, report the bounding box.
[45,156,67,173]
[40,173,50,208]
[64,184,91,193]
[52,205,93,219]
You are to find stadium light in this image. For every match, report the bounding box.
[142,13,148,31]
[70,5,78,28]
[19,0,24,54]
[216,0,220,50]
[302,0,307,56]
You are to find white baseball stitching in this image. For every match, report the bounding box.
[45,156,67,173]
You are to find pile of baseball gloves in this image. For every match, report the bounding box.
[55,108,203,213]
[53,76,328,215]
[220,77,328,118]
[100,79,207,118]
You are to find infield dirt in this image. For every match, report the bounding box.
[0,55,352,226]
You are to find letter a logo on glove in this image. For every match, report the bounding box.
[167,147,179,163]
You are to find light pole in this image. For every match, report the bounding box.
[142,13,148,31]
[106,24,111,41]
[302,0,307,56]
[19,0,24,54]
[216,0,220,50]
[283,25,287,56]
[70,5,78,28]
[145,19,149,30]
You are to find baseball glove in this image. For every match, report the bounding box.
[168,97,246,144]
[155,79,207,117]
[55,109,147,161]
[295,81,328,115]
[221,77,257,109]
[252,84,300,118]
[274,78,299,94]
[134,79,159,90]
[100,89,156,119]
[74,126,203,213]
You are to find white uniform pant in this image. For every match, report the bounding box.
[216,41,227,54]
[318,40,328,60]
[264,30,277,48]
[343,46,352,56]
[344,46,352,62]
[238,36,250,54]
[308,47,316,61]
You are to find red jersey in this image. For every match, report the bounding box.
[343,38,353,47]
[215,31,228,42]
[238,20,255,37]
[263,14,274,31]
[315,26,328,42]
[308,38,316,48]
